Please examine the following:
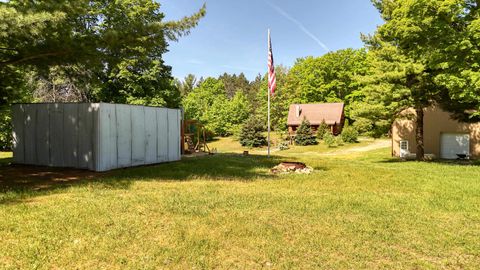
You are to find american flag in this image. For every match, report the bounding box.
[268,32,276,95]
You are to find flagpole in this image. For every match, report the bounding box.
[267,29,271,158]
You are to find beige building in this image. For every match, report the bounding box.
[392,106,480,159]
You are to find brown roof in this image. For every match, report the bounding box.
[287,103,344,126]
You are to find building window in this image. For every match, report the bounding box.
[400,140,408,150]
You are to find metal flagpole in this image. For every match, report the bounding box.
[267,29,271,158]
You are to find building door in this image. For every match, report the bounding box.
[440,133,470,159]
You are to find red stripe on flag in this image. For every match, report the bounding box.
[268,35,276,95]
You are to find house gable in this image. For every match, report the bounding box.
[287,103,344,126]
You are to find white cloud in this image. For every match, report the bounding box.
[266,1,330,52]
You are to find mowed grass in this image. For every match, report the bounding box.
[208,135,373,155]
[0,152,12,166]
[1,140,480,269]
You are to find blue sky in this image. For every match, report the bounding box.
[161,0,383,80]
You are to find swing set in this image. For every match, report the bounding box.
[181,120,211,155]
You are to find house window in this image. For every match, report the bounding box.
[399,140,409,158]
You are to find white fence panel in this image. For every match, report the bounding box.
[144,107,157,164]
[63,104,79,167]
[167,109,180,161]
[131,106,146,166]
[78,103,96,170]
[49,104,64,167]
[97,103,117,171]
[12,103,181,171]
[156,108,169,162]
[116,104,132,168]
[24,104,37,164]
[35,104,50,166]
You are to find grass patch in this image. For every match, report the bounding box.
[0,152,12,166]
[1,142,480,269]
[208,136,372,155]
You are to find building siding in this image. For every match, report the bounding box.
[12,103,182,171]
[392,106,480,159]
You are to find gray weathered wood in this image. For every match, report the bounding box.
[49,103,64,167]
[24,104,37,164]
[35,104,50,166]
[63,104,79,167]
[77,103,94,169]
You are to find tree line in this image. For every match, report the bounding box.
[0,0,206,149]
[2,0,480,161]
[182,0,480,161]
[179,49,370,138]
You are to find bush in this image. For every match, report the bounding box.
[341,126,359,143]
[278,141,289,151]
[0,109,12,151]
[276,130,290,141]
[294,118,318,146]
[336,136,344,146]
[317,120,329,140]
[239,117,267,148]
[323,133,336,147]
[231,124,243,140]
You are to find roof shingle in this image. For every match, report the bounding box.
[287,103,344,126]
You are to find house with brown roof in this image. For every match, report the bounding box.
[287,103,345,135]
[392,105,480,159]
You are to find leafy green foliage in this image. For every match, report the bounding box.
[341,126,359,143]
[0,0,206,149]
[0,66,31,150]
[371,0,480,119]
[294,119,317,146]
[183,78,252,136]
[278,141,290,151]
[336,136,344,146]
[353,0,480,159]
[285,49,368,118]
[176,74,198,96]
[317,120,330,140]
[239,116,267,148]
[256,66,290,130]
[219,73,252,99]
[1,0,206,103]
[323,132,336,148]
[0,110,12,151]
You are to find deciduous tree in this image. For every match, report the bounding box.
[355,0,480,160]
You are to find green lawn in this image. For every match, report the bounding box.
[1,140,479,269]
[208,135,374,155]
[0,152,12,166]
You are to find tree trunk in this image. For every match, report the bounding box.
[415,106,425,161]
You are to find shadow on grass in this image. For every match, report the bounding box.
[0,156,12,167]
[0,154,287,204]
[377,157,480,166]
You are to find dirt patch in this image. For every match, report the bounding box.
[271,162,313,174]
[0,165,104,191]
[321,139,391,156]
